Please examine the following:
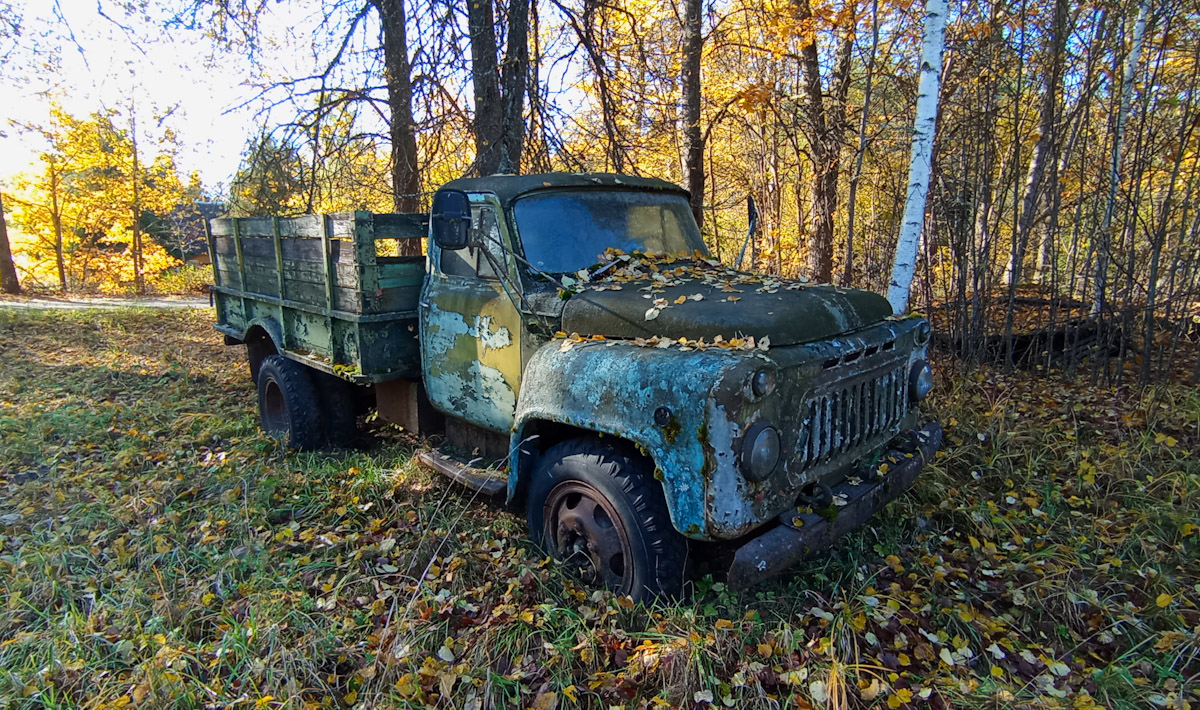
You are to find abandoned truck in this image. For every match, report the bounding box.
[207,172,942,599]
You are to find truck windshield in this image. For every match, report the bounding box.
[513,190,706,273]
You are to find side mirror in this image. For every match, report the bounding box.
[431,189,472,250]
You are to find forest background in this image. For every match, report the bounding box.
[0,0,1196,383]
[3,1,1200,708]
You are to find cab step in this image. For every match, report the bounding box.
[416,449,507,497]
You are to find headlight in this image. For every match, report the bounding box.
[909,360,934,401]
[740,421,780,481]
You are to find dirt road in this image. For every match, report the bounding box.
[0,295,212,310]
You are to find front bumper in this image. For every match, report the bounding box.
[727,422,943,587]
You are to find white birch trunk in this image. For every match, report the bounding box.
[886,0,948,314]
[1093,0,1150,316]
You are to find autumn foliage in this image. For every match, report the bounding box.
[1,308,1197,708]
[7,106,193,294]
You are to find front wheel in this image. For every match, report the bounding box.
[526,439,688,601]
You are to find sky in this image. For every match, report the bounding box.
[0,0,594,198]
[1,0,304,194]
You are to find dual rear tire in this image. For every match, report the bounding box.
[256,355,358,450]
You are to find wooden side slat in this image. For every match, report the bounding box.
[214,236,355,264]
[373,213,429,240]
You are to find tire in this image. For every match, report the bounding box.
[526,439,688,601]
[256,355,322,451]
[313,372,358,448]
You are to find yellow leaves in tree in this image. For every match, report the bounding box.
[8,103,188,293]
[734,83,775,112]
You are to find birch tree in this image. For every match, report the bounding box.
[886,0,947,313]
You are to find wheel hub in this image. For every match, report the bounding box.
[543,481,632,591]
[261,379,287,433]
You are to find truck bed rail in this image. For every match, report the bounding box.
[208,212,427,382]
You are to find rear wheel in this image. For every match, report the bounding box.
[313,372,359,448]
[256,355,322,451]
[526,439,688,601]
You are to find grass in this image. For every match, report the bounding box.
[0,307,1197,709]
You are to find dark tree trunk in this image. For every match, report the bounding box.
[500,0,530,172]
[0,192,20,295]
[794,0,853,283]
[131,112,146,295]
[553,0,624,171]
[1008,0,1068,288]
[682,0,704,229]
[371,0,422,218]
[469,0,503,175]
[50,161,67,294]
[843,0,878,285]
[469,0,531,175]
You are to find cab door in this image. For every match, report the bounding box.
[420,195,524,433]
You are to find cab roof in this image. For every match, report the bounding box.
[439,172,689,205]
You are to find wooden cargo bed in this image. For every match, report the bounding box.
[208,211,426,382]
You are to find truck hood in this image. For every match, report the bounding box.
[560,278,893,346]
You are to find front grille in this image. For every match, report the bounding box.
[797,362,908,468]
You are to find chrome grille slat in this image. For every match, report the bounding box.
[821,395,832,460]
[797,362,909,470]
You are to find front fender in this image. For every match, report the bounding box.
[509,339,750,540]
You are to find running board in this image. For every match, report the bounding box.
[416,450,507,497]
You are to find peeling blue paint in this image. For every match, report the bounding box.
[511,340,746,540]
[509,316,931,542]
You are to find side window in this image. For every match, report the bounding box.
[440,244,476,277]
[475,206,503,280]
